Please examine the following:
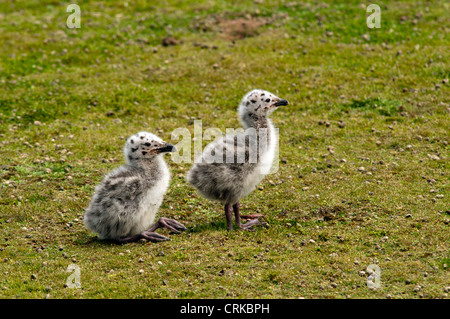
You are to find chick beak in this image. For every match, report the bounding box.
[274,99,289,107]
[157,143,177,153]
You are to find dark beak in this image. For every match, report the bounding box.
[157,143,177,153]
[274,99,289,107]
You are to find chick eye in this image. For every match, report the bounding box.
[265,99,271,103]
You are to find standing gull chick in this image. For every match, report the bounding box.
[187,89,288,230]
[84,132,186,243]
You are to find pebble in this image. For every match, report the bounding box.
[427,154,440,160]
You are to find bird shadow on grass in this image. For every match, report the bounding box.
[71,218,261,247]
[72,233,115,247]
[72,234,164,247]
[188,218,269,234]
[71,225,223,247]
[188,219,228,233]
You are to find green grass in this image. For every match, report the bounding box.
[0,0,449,299]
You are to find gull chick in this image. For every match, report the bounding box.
[84,132,186,243]
[187,89,288,230]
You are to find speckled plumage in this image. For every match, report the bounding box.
[84,132,184,242]
[187,89,288,230]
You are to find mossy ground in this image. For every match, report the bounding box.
[0,0,448,298]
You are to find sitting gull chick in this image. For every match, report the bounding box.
[187,89,288,230]
[84,132,186,243]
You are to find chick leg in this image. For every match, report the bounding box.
[233,202,261,231]
[225,203,233,231]
[233,202,242,228]
[237,202,264,220]
[113,217,185,244]
[240,213,265,220]
[114,231,169,244]
[148,217,187,234]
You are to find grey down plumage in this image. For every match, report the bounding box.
[187,89,288,230]
[84,131,186,243]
